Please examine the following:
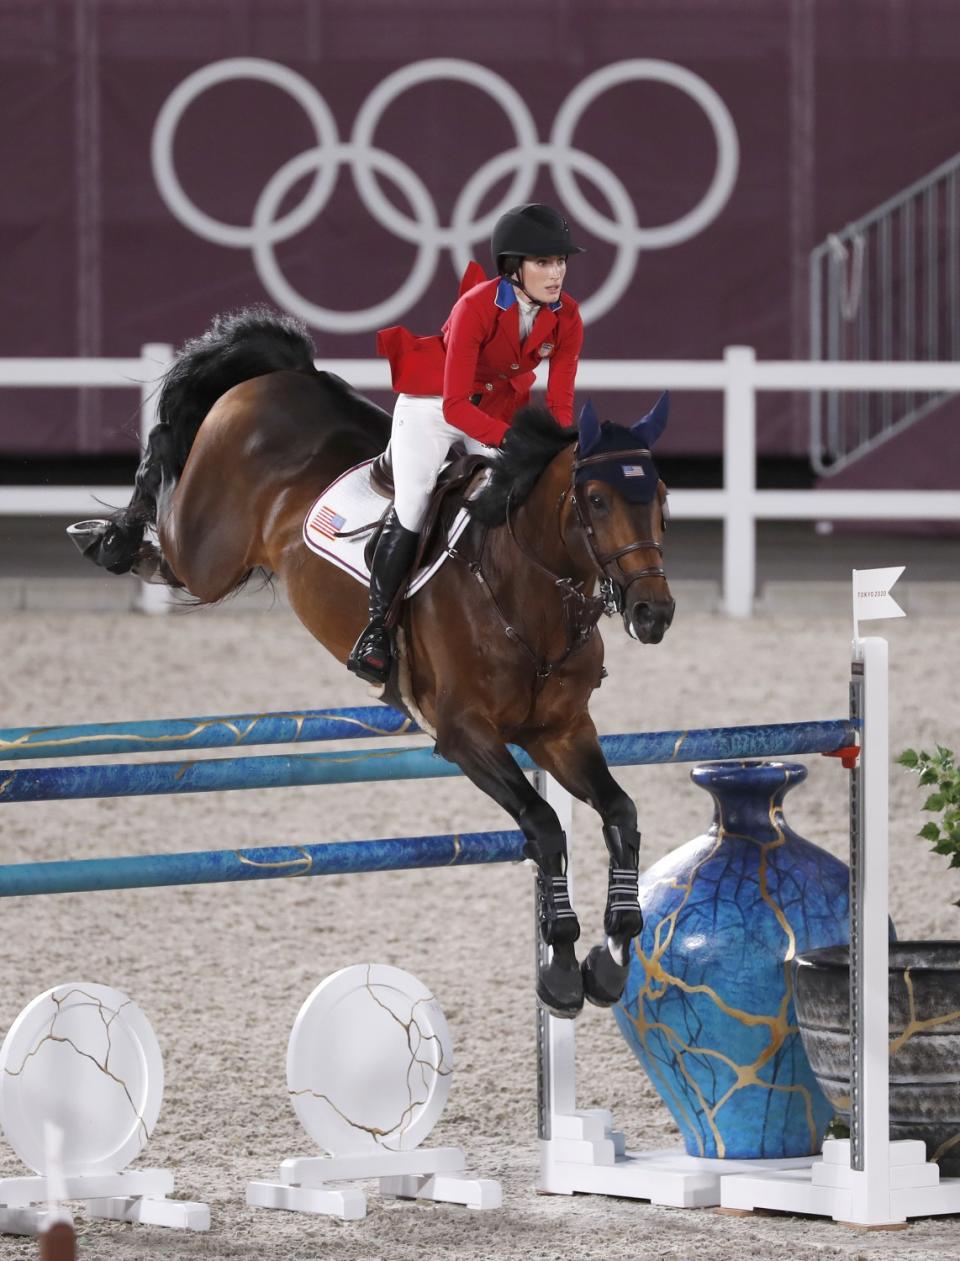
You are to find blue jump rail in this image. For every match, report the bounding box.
[0,706,417,762]
[0,720,859,804]
[0,830,529,898]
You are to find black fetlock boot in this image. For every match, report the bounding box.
[533,863,584,1019]
[582,824,642,1008]
[347,508,419,685]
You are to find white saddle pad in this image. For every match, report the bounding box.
[302,457,478,596]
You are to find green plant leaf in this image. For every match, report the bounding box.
[924,793,946,812]
[919,822,942,842]
[898,749,919,768]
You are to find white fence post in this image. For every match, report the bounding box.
[722,346,757,617]
[137,344,175,616]
[851,634,893,1222]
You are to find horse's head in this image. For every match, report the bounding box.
[567,395,676,644]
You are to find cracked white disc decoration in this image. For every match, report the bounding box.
[0,982,163,1177]
[287,964,453,1156]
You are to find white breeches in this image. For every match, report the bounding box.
[389,394,495,531]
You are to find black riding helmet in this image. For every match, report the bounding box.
[490,203,586,273]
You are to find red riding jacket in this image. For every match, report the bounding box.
[377,266,584,446]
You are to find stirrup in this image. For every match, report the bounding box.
[346,623,392,685]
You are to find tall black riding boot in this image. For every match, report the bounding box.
[346,508,420,685]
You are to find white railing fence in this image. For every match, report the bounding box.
[1,345,958,617]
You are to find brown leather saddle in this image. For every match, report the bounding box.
[364,448,491,624]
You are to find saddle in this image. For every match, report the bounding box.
[366,446,490,624]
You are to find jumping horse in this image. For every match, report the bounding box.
[71,308,675,1018]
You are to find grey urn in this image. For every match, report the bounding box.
[794,942,960,1175]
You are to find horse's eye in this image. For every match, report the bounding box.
[588,492,606,511]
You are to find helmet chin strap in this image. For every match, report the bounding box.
[508,261,546,308]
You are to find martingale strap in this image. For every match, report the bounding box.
[461,516,605,682]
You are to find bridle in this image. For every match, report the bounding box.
[568,446,667,617]
[456,442,668,682]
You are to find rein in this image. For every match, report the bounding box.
[453,442,665,682]
[460,508,606,683]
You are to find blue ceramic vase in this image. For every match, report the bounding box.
[614,759,850,1160]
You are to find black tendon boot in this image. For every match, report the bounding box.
[582,824,642,1007]
[347,508,419,685]
[533,860,584,1019]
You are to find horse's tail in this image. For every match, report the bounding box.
[71,306,317,577]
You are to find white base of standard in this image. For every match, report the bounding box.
[0,1170,210,1233]
[538,1110,817,1208]
[247,1145,502,1221]
[719,1139,960,1225]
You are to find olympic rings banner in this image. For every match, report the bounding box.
[151,57,739,333]
[2,0,958,457]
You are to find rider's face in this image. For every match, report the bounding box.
[517,255,567,304]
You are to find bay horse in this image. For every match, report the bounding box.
[71,307,675,1018]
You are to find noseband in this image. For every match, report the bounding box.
[568,447,667,613]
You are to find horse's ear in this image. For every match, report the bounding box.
[631,391,670,448]
[578,399,601,454]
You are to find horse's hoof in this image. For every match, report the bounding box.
[581,943,631,1008]
[66,518,117,565]
[536,954,584,1019]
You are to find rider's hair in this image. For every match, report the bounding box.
[497,253,524,278]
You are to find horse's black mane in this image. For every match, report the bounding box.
[469,406,577,526]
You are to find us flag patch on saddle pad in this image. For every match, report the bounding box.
[309,503,346,539]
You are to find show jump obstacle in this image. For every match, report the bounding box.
[1,595,956,1227]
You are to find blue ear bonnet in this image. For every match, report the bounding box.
[574,393,669,506]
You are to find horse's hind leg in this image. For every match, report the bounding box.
[436,713,584,1018]
[524,716,644,1008]
[155,447,258,602]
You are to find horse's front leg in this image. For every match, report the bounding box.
[524,716,643,1008]
[435,712,584,1018]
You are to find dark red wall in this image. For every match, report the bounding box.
[1,0,958,460]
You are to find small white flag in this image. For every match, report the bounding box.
[853,566,906,627]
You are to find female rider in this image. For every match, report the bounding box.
[347,202,586,684]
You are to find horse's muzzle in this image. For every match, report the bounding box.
[624,595,676,644]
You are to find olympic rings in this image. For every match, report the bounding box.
[152,56,740,332]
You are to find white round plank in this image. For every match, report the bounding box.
[287,964,452,1155]
[0,982,163,1176]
